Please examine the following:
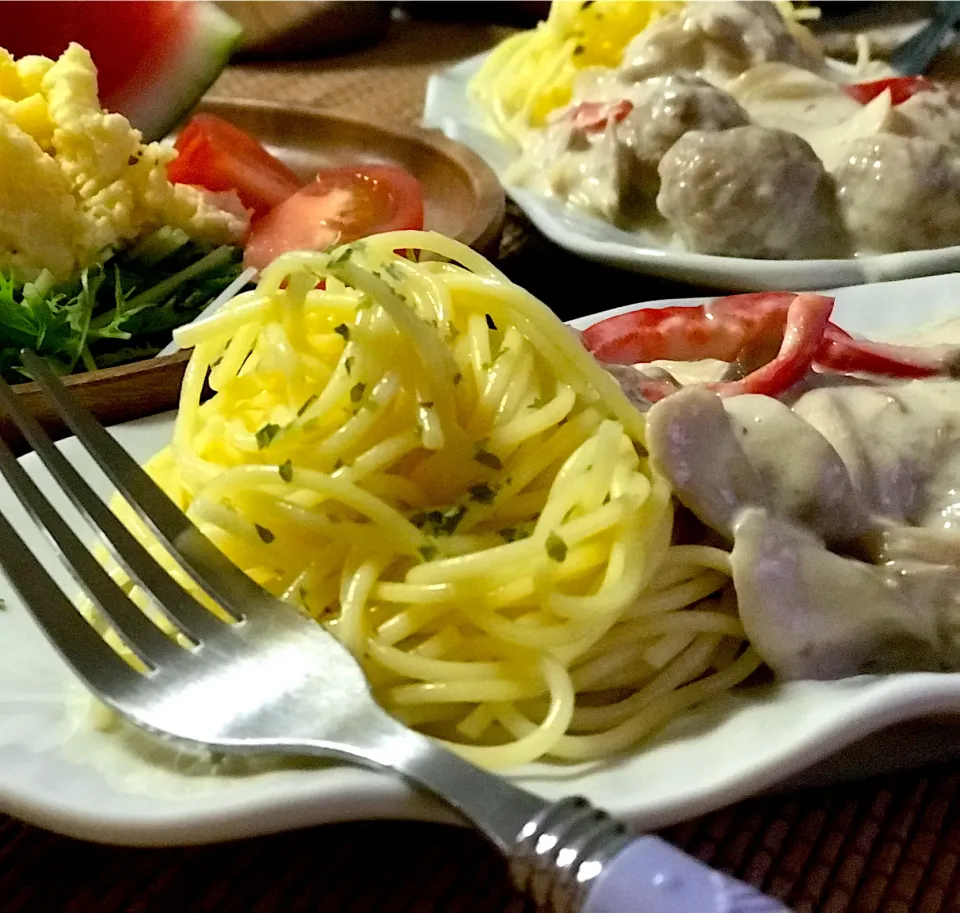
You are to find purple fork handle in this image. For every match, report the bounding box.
[581,836,792,913]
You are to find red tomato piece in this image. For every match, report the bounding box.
[167,114,303,218]
[844,76,935,106]
[243,165,425,272]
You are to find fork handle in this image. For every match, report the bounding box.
[358,710,789,912]
[579,835,790,913]
[508,796,791,913]
[889,3,960,75]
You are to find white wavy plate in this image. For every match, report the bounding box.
[4,275,960,847]
[423,54,960,291]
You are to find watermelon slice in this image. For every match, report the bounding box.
[0,1,242,141]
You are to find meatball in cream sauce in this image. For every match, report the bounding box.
[509,0,960,258]
[657,126,846,258]
[621,0,821,85]
[835,134,960,253]
[615,74,748,209]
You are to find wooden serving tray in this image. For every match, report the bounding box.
[2,99,504,453]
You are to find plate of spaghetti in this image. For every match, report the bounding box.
[5,234,960,845]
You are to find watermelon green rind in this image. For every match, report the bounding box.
[123,3,243,143]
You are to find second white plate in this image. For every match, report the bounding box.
[423,54,960,291]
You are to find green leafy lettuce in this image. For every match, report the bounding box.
[0,230,246,383]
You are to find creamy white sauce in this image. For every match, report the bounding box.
[889,315,960,347]
[509,0,960,259]
[650,358,730,386]
[725,63,896,171]
[627,310,960,681]
[646,374,960,680]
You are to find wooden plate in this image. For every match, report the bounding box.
[202,98,505,256]
[4,99,505,453]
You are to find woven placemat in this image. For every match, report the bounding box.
[4,14,960,913]
[3,760,960,912]
[212,18,514,125]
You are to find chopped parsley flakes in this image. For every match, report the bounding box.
[411,505,467,537]
[330,246,355,266]
[474,448,503,470]
[469,483,497,504]
[480,345,506,371]
[255,423,280,449]
[545,532,568,563]
[298,394,318,417]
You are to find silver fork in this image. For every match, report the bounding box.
[889,1,960,75]
[0,350,790,913]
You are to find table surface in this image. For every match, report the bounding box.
[5,14,960,913]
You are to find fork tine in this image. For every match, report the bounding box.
[21,352,277,622]
[0,364,234,643]
[0,495,149,697]
[0,432,183,667]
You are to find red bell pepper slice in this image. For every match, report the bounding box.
[844,76,935,106]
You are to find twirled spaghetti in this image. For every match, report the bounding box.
[108,231,759,768]
[468,1,820,145]
[469,1,681,144]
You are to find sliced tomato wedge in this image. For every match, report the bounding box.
[844,76,935,106]
[167,114,303,218]
[243,164,425,272]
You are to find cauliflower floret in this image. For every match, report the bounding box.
[41,44,245,273]
[0,118,85,279]
[0,93,52,149]
[0,49,23,100]
[15,54,53,96]
[43,44,144,185]
[0,41,246,281]
[0,42,247,282]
